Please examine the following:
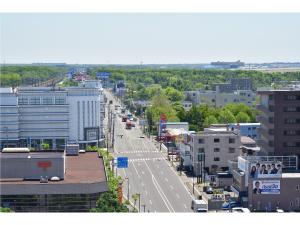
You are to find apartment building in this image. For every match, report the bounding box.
[189,128,241,176]
[185,88,255,108]
[256,87,300,164]
[0,80,105,150]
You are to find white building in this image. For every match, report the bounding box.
[0,80,105,150]
[185,88,256,108]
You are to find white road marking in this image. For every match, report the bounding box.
[131,162,140,178]
[149,200,152,205]
[144,161,175,213]
[170,185,174,190]
[165,178,168,182]
[141,171,145,175]
[183,204,187,209]
[145,191,148,195]
[176,193,180,199]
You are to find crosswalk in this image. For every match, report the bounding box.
[116,150,160,154]
[128,157,165,162]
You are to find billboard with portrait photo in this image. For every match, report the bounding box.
[253,180,280,195]
[249,161,282,179]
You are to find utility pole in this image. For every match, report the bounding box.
[138,194,141,212]
[112,112,115,150]
[141,204,146,213]
[126,177,130,201]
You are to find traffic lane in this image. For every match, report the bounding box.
[146,159,193,212]
[134,161,174,213]
[125,161,169,212]
[145,159,192,212]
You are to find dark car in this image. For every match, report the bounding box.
[222,201,241,210]
[205,187,214,194]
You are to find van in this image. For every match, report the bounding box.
[191,199,208,212]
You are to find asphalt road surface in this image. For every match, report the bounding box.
[104,90,193,213]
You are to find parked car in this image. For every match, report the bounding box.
[222,201,241,210]
[131,123,136,127]
[205,187,214,194]
[231,207,251,213]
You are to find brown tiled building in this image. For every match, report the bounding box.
[256,87,300,165]
[0,150,108,212]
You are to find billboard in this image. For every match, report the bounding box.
[96,72,111,79]
[252,180,280,195]
[249,161,282,179]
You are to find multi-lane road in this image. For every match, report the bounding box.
[104,90,193,213]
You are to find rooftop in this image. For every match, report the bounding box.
[0,152,106,185]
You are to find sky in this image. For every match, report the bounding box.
[1,13,300,64]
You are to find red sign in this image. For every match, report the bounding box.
[38,161,52,170]
[160,113,167,121]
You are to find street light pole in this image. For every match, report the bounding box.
[126,177,130,201]
[138,194,141,212]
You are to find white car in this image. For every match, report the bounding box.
[231,207,251,213]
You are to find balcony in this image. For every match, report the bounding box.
[257,127,274,141]
[256,104,274,116]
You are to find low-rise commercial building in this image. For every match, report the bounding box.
[0,149,108,212]
[231,155,300,212]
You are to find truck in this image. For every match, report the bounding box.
[125,121,132,129]
[191,199,208,213]
[122,116,127,122]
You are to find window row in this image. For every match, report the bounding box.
[198,147,235,153]
[198,138,236,144]
[18,97,66,105]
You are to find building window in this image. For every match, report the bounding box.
[284,130,300,136]
[296,198,300,207]
[55,97,66,105]
[214,138,220,143]
[269,117,274,123]
[284,106,300,112]
[268,105,274,112]
[198,148,204,153]
[284,95,300,100]
[198,154,204,161]
[296,185,300,191]
[229,138,235,144]
[269,129,274,135]
[214,148,220,152]
[268,95,274,100]
[285,118,300,124]
[29,97,40,105]
[284,142,300,147]
[269,141,274,147]
[228,148,235,153]
[214,157,220,161]
[198,139,204,144]
[18,97,28,105]
[42,97,53,105]
[290,201,294,207]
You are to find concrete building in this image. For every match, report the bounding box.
[0,80,105,150]
[185,88,255,108]
[256,87,300,164]
[231,155,299,212]
[182,101,193,111]
[0,150,108,212]
[215,78,253,93]
[189,128,241,176]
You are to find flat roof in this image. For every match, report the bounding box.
[282,173,300,178]
[0,152,106,184]
[0,151,64,159]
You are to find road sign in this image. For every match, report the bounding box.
[117,157,128,168]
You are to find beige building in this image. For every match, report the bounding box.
[189,128,241,176]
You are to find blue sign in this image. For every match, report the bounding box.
[117,157,128,168]
[96,72,111,79]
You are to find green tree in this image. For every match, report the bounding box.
[219,109,236,123]
[91,191,129,212]
[236,111,251,123]
[203,115,219,128]
[165,87,184,102]
[41,143,50,150]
